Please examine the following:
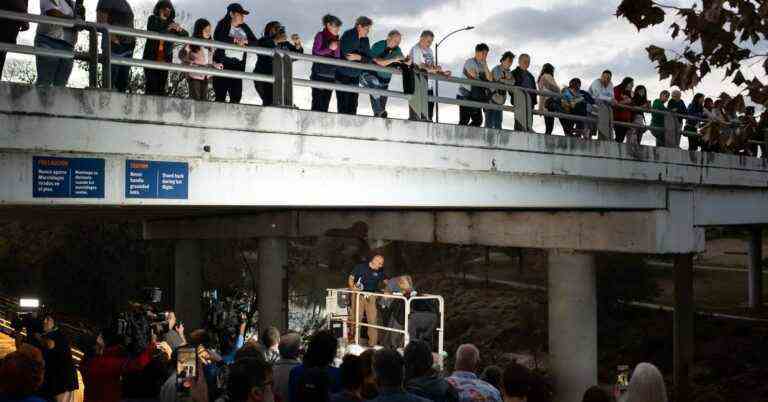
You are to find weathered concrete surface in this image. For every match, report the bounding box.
[0,83,767,227]
[548,250,597,402]
[144,209,705,254]
[258,237,288,331]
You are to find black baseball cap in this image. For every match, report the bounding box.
[227,3,250,15]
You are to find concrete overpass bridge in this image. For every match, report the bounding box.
[2,82,768,401]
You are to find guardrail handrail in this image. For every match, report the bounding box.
[1,9,764,153]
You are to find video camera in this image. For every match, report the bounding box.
[115,287,172,355]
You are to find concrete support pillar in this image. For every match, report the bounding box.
[174,240,203,329]
[258,237,288,332]
[748,227,763,309]
[548,250,597,402]
[673,254,694,402]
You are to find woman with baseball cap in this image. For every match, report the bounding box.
[212,3,257,104]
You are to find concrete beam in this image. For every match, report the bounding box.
[694,188,768,226]
[144,209,705,254]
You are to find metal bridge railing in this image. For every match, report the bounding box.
[0,10,763,154]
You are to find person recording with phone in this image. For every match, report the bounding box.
[142,0,189,96]
[253,21,304,106]
[163,312,187,352]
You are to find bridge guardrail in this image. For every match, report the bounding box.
[0,10,764,153]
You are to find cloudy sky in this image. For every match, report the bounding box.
[10,0,756,137]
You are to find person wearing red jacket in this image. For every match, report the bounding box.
[613,77,635,143]
[82,328,158,402]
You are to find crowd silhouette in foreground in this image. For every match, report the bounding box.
[0,0,765,156]
[0,307,672,402]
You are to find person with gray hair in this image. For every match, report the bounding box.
[273,332,302,402]
[361,29,410,118]
[446,344,501,402]
[624,363,668,402]
[336,16,374,115]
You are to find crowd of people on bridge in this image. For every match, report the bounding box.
[0,311,671,402]
[0,0,765,156]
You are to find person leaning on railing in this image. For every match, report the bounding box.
[179,19,223,101]
[510,54,536,131]
[212,3,256,104]
[310,14,342,113]
[361,30,410,119]
[684,93,706,152]
[560,78,594,140]
[0,0,30,79]
[336,16,374,115]
[408,30,450,122]
[35,0,84,87]
[612,77,634,143]
[142,0,188,97]
[97,0,135,92]
[458,43,492,127]
[254,21,304,106]
[537,63,560,135]
[650,90,670,147]
[484,51,515,130]
[626,85,650,145]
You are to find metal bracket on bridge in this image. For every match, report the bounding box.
[273,51,293,108]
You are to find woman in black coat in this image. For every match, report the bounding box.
[142,0,188,96]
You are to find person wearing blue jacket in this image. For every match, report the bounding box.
[335,16,373,115]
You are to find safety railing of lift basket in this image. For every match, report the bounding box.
[329,288,444,357]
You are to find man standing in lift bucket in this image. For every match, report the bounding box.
[348,252,389,346]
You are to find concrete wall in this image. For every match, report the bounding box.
[0,83,766,228]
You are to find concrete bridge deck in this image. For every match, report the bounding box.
[0,83,766,224]
[2,82,767,402]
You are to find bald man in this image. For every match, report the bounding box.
[446,344,502,402]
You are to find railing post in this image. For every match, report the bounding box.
[85,26,98,88]
[664,113,681,148]
[98,27,112,90]
[512,87,532,132]
[407,70,430,121]
[272,51,293,108]
[597,104,614,141]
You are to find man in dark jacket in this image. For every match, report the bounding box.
[254,21,303,106]
[511,54,536,131]
[35,312,79,402]
[142,0,188,96]
[404,341,458,402]
[336,16,373,115]
[0,0,29,78]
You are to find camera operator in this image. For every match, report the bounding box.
[15,310,79,402]
[253,21,304,106]
[163,312,187,352]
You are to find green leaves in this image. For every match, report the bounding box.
[616,0,666,30]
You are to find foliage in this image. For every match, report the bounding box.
[617,0,768,109]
